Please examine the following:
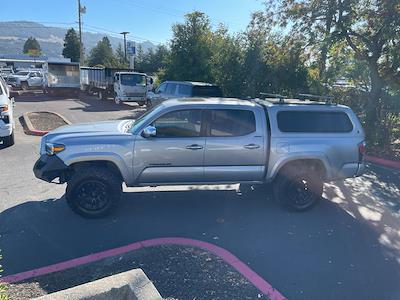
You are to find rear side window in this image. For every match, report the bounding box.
[277,111,353,133]
[209,110,256,136]
[192,86,223,97]
[178,84,192,96]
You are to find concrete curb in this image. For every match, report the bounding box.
[34,269,163,300]
[366,155,400,170]
[22,111,71,136]
[2,237,287,300]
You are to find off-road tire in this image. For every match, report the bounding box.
[273,163,323,211]
[66,165,122,218]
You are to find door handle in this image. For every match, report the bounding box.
[244,143,260,149]
[186,144,203,150]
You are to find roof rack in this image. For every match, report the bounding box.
[298,93,334,105]
[259,92,286,104]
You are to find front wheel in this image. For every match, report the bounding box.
[66,166,122,218]
[273,163,323,211]
[2,132,14,147]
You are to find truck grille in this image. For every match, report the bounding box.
[126,92,143,97]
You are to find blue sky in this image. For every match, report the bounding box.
[2,0,264,44]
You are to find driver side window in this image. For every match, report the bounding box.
[153,110,203,137]
[157,83,167,94]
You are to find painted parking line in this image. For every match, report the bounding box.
[1,237,287,300]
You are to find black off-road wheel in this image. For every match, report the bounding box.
[273,163,323,211]
[66,166,122,218]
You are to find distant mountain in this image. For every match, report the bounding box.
[0,21,156,58]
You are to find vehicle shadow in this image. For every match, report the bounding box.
[69,96,145,113]
[1,186,399,300]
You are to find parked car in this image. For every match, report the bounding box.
[43,62,80,95]
[147,81,223,107]
[7,70,44,90]
[0,67,14,81]
[80,67,150,105]
[0,76,15,147]
[33,96,366,218]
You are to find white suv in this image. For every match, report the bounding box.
[0,77,15,147]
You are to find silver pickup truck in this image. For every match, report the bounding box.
[33,97,366,218]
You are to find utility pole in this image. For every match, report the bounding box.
[120,31,129,64]
[78,0,86,65]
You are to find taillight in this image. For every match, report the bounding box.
[358,141,366,161]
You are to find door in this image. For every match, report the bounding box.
[28,72,42,87]
[204,109,265,182]
[134,109,206,184]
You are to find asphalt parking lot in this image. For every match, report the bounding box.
[1,93,400,300]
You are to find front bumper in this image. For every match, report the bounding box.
[0,117,12,138]
[33,154,69,183]
[116,96,146,102]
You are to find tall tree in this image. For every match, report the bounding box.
[88,36,115,67]
[211,25,244,97]
[115,43,129,68]
[164,11,214,82]
[23,36,41,56]
[267,0,400,143]
[62,28,80,62]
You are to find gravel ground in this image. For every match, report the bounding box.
[6,245,268,300]
[27,112,69,132]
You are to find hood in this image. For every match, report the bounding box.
[48,120,132,137]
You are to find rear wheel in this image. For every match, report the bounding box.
[66,166,122,218]
[98,91,106,100]
[273,163,323,211]
[20,82,29,91]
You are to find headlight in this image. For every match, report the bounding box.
[0,105,9,113]
[45,143,65,156]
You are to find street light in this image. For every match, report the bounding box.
[120,31,129,64]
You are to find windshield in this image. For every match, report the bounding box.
[15,71,29,76]
[129,104,164,132]
[120,74,146,86]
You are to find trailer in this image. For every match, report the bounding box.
[43,61,80,95]
[80,67,131,99]
[80,67,149,105]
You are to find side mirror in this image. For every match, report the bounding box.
[142,125,156,138]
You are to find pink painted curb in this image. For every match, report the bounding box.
[366,155,400,170]
[1,237,286,300]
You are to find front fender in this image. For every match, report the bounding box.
[62,152,133,185]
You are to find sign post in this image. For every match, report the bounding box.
[126,41,136,70]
